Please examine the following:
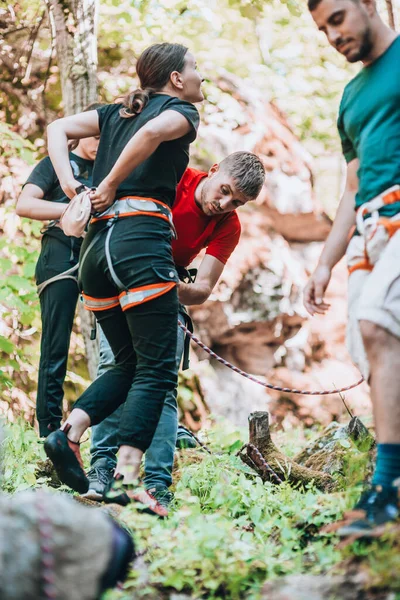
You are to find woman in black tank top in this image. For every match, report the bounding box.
[44,43,203,515]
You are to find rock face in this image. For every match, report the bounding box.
[187,71,368,428]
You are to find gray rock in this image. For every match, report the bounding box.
[0,490,113,600]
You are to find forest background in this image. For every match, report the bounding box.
[1,0,400,599]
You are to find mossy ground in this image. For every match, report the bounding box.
[2,419,399,599]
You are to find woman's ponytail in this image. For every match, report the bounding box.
[119,89,151,119]
[119,43,188,120]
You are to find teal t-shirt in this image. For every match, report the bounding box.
[337,36,400,217]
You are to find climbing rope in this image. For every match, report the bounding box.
[237,443,283,485]
[177,320,364,396]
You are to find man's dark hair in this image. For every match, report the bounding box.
[308,0,323,11]
[308,0,359,10]
[219,152,265,200]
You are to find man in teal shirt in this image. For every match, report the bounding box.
[304,0,400,536]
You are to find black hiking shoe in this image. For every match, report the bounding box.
[83,458,115,501]
[337,480,400,538]
[146,484,174,511]
[176,425,198,449]
[43,425,89,494]
[103,474,168,518]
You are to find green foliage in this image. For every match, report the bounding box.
[1,419,45,492]
[3,419,398,599]
[106,428,350,599]
[0,123,37,166]
[0,124,41,400]
[0,218,41,398]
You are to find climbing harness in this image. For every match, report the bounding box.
[177,320,364,396]
[79,197,178,314]
[91,196,177,239]
[348,185,400,274]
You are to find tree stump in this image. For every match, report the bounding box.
[245,411,333,490]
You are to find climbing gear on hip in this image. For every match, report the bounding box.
[175,268,197,370]
[177,320,364,396]
[91,196,177,239]
[349,185,400,274]
[59,185,93,238]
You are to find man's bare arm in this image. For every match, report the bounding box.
[16,184,65,221]
[47,110,100,200]
[304,158,359,316]
[178,254,225,305]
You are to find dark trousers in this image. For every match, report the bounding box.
[35,233,81,437]
[75,216,179,452]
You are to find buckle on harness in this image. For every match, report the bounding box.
[106,210,120,227]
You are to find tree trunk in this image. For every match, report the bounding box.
[245,411,333,490]
[46,0,99,379]
[46,0,98,115]
[385,0,396,30]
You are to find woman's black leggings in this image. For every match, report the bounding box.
[75,216,179,452]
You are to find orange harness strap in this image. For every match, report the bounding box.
[348,217,400,275]
[348,259,373,275]
[91,196,172,224]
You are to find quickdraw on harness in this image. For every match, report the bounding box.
[176,266,197,370]
[348,185,400,275]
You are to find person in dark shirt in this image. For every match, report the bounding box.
[305,0,400,536]
[44,42,204,516]
[16,107,102,438]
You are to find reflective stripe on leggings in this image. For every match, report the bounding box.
[119,282,176,311]
[81,282,176,312]
[82,293,120,311]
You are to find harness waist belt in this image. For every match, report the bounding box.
[91,196,177,238]
[356,184,400,233]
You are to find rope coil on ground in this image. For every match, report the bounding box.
[178,320,364,396]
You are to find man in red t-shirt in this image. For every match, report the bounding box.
[87,152,265,510]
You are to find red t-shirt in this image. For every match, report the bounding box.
[172,168,241,268]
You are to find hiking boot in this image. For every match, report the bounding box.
[103,474,168,518]
[337,480,400,538]
[83,458,115,501]
[146,484,174,511]
[176,425,198,449]
[43,424,89,494]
